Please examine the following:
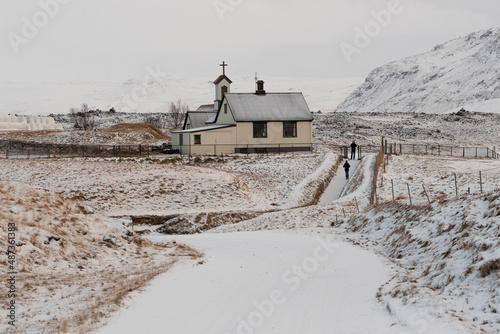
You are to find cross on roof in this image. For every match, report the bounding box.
[220,61,228,76]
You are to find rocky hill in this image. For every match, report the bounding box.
[336,27,500,114]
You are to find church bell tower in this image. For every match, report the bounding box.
[213,61,232,111]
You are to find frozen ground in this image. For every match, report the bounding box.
[98,231,467,334]
[313,111,500,151]
[1,151,499,333]
[0,154,328,217]
[378,154,500,205]
[0,181,203,333]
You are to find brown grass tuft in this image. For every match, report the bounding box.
[479,259,500,278]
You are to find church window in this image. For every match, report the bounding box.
[253,122,267,138]
[283,122,297,138]
[224,104,228,114]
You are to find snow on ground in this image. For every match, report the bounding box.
[98,230,467,334]
[313,111,500,151]
[318,157,359,204]
[0,123,170,146]
[338,191,500,333]
[0,181,202,334]
[1,147,499,333]
[0,154,329,217]
[211,154,372,234]
[203,154,500,333]
[378,155,500,205]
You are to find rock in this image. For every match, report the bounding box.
[79,205,94,214]
[103,234,123,247]
[44,235,61,244]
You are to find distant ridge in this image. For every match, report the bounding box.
[335,27,500,114]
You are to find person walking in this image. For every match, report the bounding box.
[350,140,357,160]
[343,160,351,180]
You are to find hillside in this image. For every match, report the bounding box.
[340,193,500,333]
[0,123,170,146]
[336,27,500,114]
[0,181,201,333]
[209,154,500,333]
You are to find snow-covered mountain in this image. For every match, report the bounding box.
[336,27,500,114]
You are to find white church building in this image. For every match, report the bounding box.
[171,62,313,155]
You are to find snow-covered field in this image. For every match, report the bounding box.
[0,154,328,217]
[4,26,500,334]
[379,155,500,205]
[314,111,500,150]
[0,180,203,333]
[1,148,499,333]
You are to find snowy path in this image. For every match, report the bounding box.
[318,158,360,204]
[97,231,455,334]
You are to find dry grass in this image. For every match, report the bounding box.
[371,148,385,206]
[306,154,343,206]
[479,259,500,278]
[0,181,204,333]
[102,123,170,140]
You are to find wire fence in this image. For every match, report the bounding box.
[331,142,500,223]
[0,139,381,160]
[384,142,500,160]
[374,170,500,207]
[372,142,500,207]
[0,140,153,159]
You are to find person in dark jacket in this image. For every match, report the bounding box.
[343,160,351,180]
[350,140,357,160]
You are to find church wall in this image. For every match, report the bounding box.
[236,121,312,148]
[215,102,236,125]
[188,128,236,155]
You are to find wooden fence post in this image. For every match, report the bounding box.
[407,183,412,205]
[454,174,458,197]
[422,184,431,204]
[391,179,395,201]
[480,171,483,193]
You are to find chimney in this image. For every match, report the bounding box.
[256,80,266,95]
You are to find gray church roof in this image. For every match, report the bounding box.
[185,112,216,129]
[223,93,313,122]
[173,124,234,134]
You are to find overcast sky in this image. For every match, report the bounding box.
[1,0,500,83]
